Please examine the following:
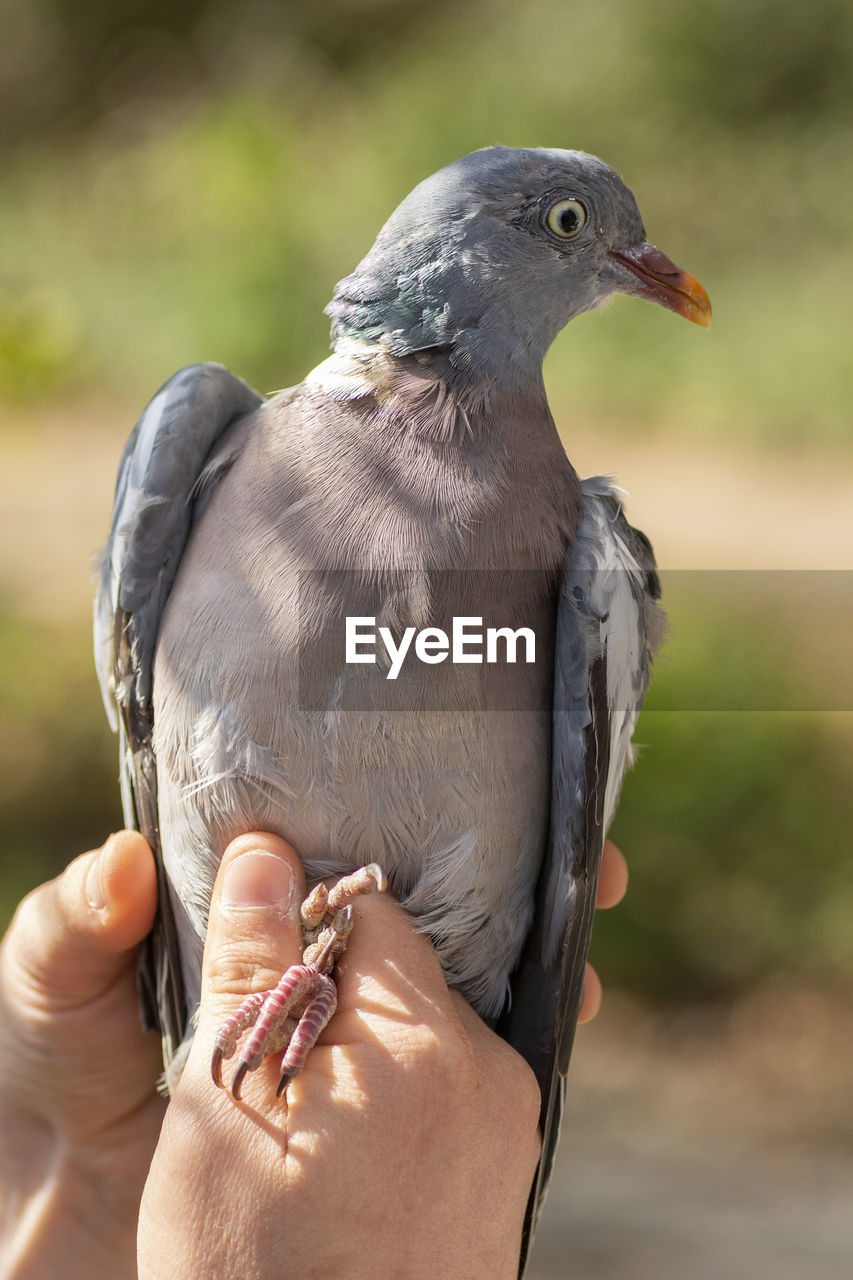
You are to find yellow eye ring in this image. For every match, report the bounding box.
[545,198,588,240]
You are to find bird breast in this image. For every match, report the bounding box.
[152,378,579,1017]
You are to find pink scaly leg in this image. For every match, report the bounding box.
[211,990,267,1088]
[230,965,337,1100]
[275,972,338,1098]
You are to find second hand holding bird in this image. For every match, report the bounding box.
[140,832,543,1279]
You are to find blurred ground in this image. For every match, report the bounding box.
[0,405,120,622]
[4,404,852,625]
[532,987,853,1278]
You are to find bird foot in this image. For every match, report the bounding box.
[211,863,387,1098]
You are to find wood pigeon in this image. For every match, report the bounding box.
[95,145,710,1272]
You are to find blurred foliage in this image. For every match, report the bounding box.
[1,0,852,1003]
[0,0,449,146]
[604,710,853,999]
[652,0,853,130]
[0,0,851,440]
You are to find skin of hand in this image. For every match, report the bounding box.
[138,833,628,1280]
[0,831,165,1280]
[0,832,626,1280]
[581,838,628,1023]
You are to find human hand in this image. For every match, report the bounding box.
[138,833,542,1279]
[0,832,165,1279]
[138,832,628,1280]
[0,829,626,1279]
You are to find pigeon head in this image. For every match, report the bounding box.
[327,146,710,380]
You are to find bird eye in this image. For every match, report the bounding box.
[545,198,588,240]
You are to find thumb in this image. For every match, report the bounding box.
[139,839,308,1273]
[193,833,307,1043]
[3,831,156,1008]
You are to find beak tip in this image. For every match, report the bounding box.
[694,302,713,330]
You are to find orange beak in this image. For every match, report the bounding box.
[610,243,712,328]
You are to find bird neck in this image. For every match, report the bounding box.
[310,337,553,445]
[326,245,563,390]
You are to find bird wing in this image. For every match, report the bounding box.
[94,362,264,1054]
[497,476,664,1277]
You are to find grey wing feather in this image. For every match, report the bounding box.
[498,476,664,1278]
[94,362,264,1052]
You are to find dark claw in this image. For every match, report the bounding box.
[276,1071,293,1099]
[231,1061,250,1100]
[211,1047,224,1089]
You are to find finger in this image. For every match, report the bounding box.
[577,963,602,1024]
[76,829,158,951]
[4,831,156,1005]
[596,840,628,909]
[195,833,307,1033]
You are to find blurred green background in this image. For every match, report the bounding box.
[1,1,852,1271]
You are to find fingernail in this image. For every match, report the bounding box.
[86,848,107,911]
[221,852,295,912]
